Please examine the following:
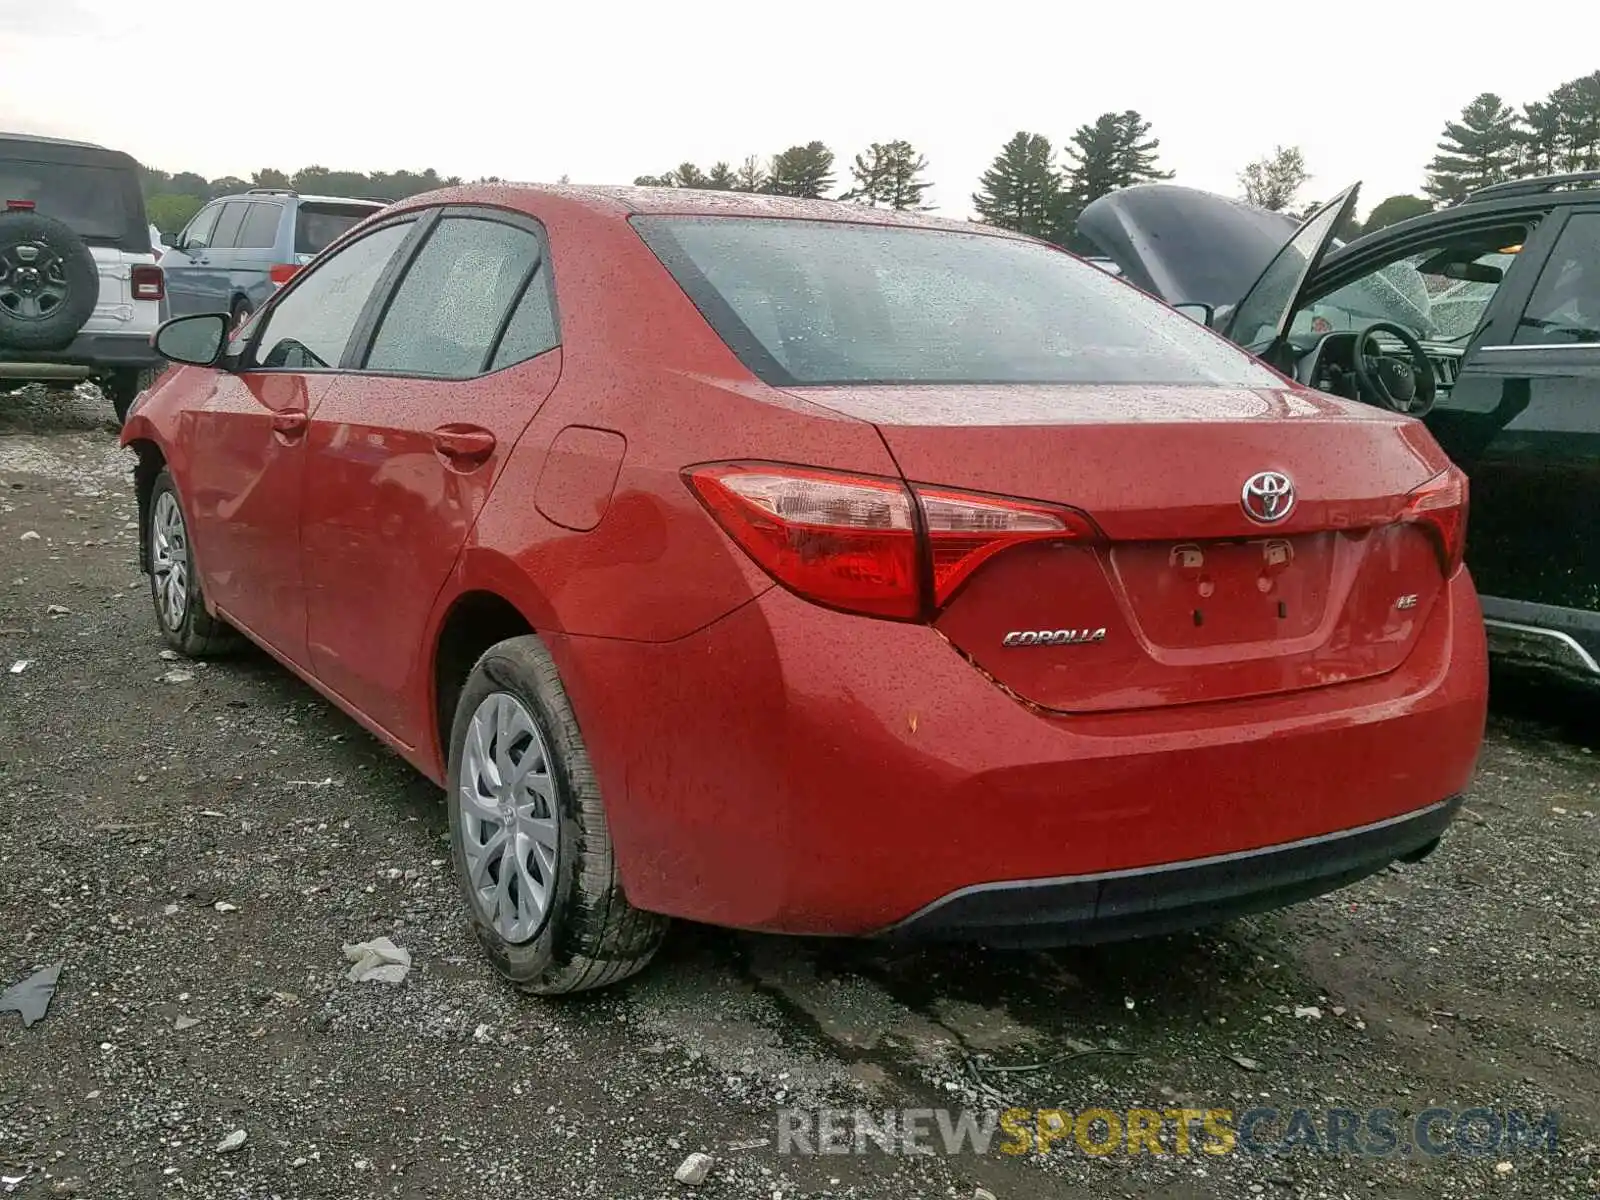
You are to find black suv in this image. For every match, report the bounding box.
[1079,173,1600,686]
[0,133,166,420]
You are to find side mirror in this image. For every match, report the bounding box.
[153,313,229,367]
[1173,302,1216,327]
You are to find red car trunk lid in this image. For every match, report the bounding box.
[796,382,1454,713]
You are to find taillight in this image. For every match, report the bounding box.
[1400,466,1469,576]
[5,199,36,211]
[130,264,164,302]
[269,263,301,287]
[686,462,1098,621]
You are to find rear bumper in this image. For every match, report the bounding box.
[888,795,1461,945]
[554,569,1487,936]
[1480,595,1600,684]
[0,331,162,375]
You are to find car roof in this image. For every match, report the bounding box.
[211,191,387,207]
[404,182,1026,237]
[0,131,109,151]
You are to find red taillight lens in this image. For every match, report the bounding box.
[269,263,301,287]
[686,462,1098,620]
[130,264,164,302]
[1400,466,1469,576]
[5,199,36,211]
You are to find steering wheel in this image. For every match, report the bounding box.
[1351,321,1438,417]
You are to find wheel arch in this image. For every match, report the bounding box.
[125,436,167,573]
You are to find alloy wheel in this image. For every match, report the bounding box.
[150,491,190,630]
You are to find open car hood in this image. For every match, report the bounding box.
[1077,184,1301,310]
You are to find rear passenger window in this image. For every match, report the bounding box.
[210,202,248,250]
[1514,213,1600,345]
[366,217,542,378]
[237,203,282,250]
[490,268,560,369]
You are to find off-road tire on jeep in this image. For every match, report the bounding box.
[0,211,98,353]
[446,636,668,995]
[146,469,241,658]
[105,366,158,424]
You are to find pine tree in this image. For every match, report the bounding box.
[1238,145,1309,212]
[972,132,1063,239]
[1060,111,1173,239]
[733,156,768,193]
[705,162,738,191]
[1552,72,1600,171]
[1519,99,1565,178]
[1424,93,1521,204]
[766,142,836,198]
[843,141,933,209]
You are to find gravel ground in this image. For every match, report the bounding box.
[1,384,1596,1199]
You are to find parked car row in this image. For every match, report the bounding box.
[0,130,384,420]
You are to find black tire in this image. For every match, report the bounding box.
[0,211,98,352]
[104,366,158,424]
[446,636,667,995]
[147,470,240,657]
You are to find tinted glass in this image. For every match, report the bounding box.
[490,268,560,369]
[633,217,1280,387]
[0,160,139,242]
[236,202,282,250]
[1296,243,1522,345]
[1225,191,1354,349]
[253,222,412,370]
[366,217,541,377]
[1515,213,1600,345]
[295,203,382,255]
[210,202,248,250]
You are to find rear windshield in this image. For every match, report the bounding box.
[0,159,142,244]
[295,203,381,255]
[632,216,1281,388]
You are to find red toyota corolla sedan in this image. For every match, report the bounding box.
[121,185,1487,993]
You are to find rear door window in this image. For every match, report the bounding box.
[295,203,382,255]
[236,202,282,250]
[365,216,543,377]
[210,202,248,250]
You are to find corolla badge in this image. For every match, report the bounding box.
[1241,470,1295,524]
[1002,628,1108,648]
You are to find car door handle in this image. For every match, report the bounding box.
[271,409,308,440]
[432,425,496,466]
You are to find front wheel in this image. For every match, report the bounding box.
[446,635,667,995]
[147,470,239,657]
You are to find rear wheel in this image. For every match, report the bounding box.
[446,635,667,994]
[147,470,239,657]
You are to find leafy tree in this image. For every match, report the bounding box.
[250,168,292,190]
[1424,93,1521,204]
[167,172,211,200]
[146,193,202,236]
[733,156,768,193]
[633,172,674,187]
[972,131,1063,239]
[766,142,836,198]
[208,176,250,199]
[843,140,932,210]
[1238,145,1309,212]
[1362,194,1433,235]
[1292,196,1364,241]
[705,162,738,190]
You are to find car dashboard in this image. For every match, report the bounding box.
[1292,333,1464,403]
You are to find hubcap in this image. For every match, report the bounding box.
[458,693,560,943]
[150,492,189,630]
[0,240,70,321]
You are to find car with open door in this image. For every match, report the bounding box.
[1081,173,1600,687]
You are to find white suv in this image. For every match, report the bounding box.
[0,133,166,422]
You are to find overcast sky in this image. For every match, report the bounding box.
[3,1,1598,218]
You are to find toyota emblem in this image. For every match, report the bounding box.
[1241,471,1295,524]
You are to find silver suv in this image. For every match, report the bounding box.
[0,133,165,422]
[162,189,385,327]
